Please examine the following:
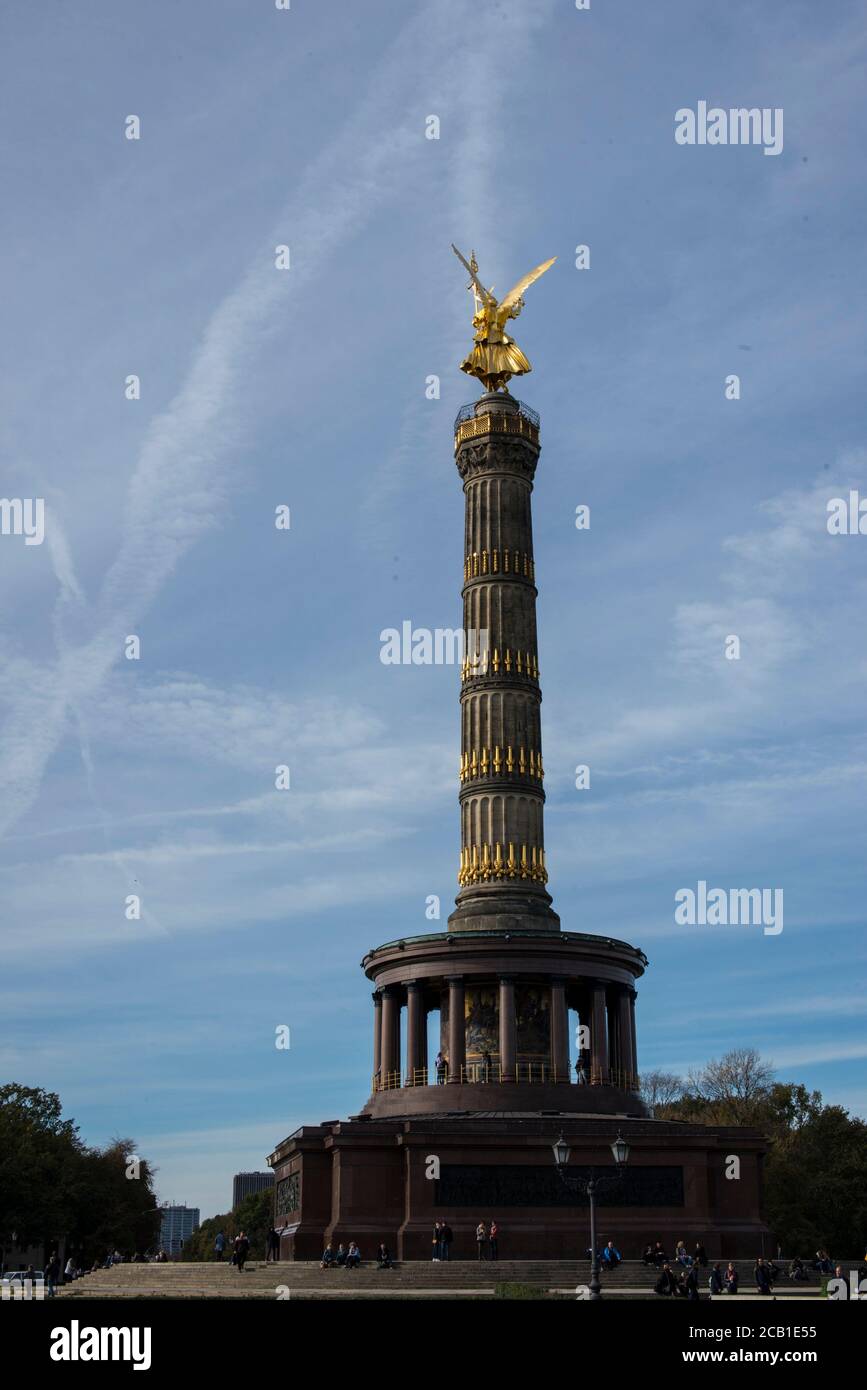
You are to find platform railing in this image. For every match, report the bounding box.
[371,1065,641,1094]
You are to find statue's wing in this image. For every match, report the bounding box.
[451,243,493,303]
[498,256,557,312]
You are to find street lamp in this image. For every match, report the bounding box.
[552,1129,629,1300]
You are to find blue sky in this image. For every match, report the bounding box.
[1,0,865,1219]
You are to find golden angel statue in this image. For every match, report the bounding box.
[452,244,556,393]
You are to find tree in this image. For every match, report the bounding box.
[67,1140,161,1262]
[650,1052,867,1256]
[182,1189,274,1262]
[686,1048,775,1126]
[0,1083,82,1256]
[0,1084,159,1266]
[764,1105,867,1256]
[640,1070,685,1111]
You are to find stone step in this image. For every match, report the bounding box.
[57,1259,834,1300]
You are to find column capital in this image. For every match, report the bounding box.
[372,990,383,1003]
[405,979,421,991]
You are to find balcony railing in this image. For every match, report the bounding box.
[372,1065,640,1094]
[453,399,541,448]
[454,399,540,431]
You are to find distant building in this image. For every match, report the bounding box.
[232,1172,274,1209]
[159,1204,199,1256]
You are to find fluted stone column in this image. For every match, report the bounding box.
[550,980,569,1082]
[498,976,517,1082]
[617,987,632,1087]
[406,981,424,1084]
[628,988,639,1083]
[447,976,466,1083]
[381,986,400,1084]
[592,982,609,1084]
[450,393,560,936]
[372,991,382,1088]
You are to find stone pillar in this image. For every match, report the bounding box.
[372,991,382,1089]
[592,982,609,1083]
[550,979,569,1082]
[498,976,517,1082]
[617,987,632,1089]
[629,988,639,1084]
[449,393,560,937]
[447,976,466,1083]
[406,981,424,1085]
[381,987,400,1085]
[420,993,429,1079]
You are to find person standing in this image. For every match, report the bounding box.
[708,1263,724,1295]
[64,1256,76,1285]
[441,1222,453,1262]
[754,1257,772,1295]
[476,1221,488,1261]
[694,1242,708,1268]
[234,1232,250,1272]
[432,1220,442,1261]
[489,1221,498,1260]
[214,1231,225,1262]
[44,1254,60,1298]
[724,1262,739,1294]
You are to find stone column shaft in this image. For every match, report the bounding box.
[449,394,559,935]
[381,988,400,1083]
[617,987,632,1087]
[447,977,466,1083]
[550,980,569,1081]
[372,992,382,1087]
[592,982,609,1083]
[406,982,424,1084]
[498,976,517,1082]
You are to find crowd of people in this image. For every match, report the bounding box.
[0,1247,173,1296]
[640,1238,852,1298]
[315,1220,505,1269]
[319,1241,372,1269]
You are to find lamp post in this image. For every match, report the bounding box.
[552,1129,630,1300]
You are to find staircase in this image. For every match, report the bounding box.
[57,1260,838,1299]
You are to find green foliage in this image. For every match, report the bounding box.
[764,1104,867,1257]
[0,1083,159,1265]
[0,1084,81,1250]
[653,1052,867,1256]
[68,1140,161,1259]
[182,1188,274,1262]
[494,1281,544,1299]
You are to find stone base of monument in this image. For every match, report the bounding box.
[268,1112,767,1262]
